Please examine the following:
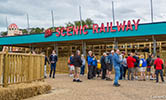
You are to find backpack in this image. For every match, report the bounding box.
[68,59,70,65]
[105,56,111,64]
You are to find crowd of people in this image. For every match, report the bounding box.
[45,49,165,87]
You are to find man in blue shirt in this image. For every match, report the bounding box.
[113,49,122,87]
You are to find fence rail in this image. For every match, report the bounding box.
[0,52,44,87]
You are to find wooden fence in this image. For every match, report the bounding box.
[0,52,45,87]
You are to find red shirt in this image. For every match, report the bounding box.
[127,56,136,68]
[154,58,163,70]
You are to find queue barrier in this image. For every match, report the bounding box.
[0,52,45,87]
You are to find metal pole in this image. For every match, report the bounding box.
[6,16,8,32]
[114,38,118,49]
[26,14,30,34]
[82,41,86,56]
[79,5,83,27]
[112,1,115,26]
[152,35,156,56]
[150,0,154,23]
[51,10,55,29]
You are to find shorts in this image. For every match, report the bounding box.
[70,65,75,71]
[134,67,139,73]
[151,66,155,74]
[74,67,80,74]
[140,67,146,72]
[106,64,113,71]
[147,67,151,72]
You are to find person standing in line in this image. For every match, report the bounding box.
[100,53,107,80]
[80,54,86,76]
[73,50,82,82]
[96,60,101,77]
[146,54,153,80]
[105,52,113,81]
[119,52,124,80]
[92,55,97,78]
[122,56,128,80]
[127,53,136,80]
[87,51,94,79]
[154,55,165,83]
[44,52,50,78]
[108,50,114,80]
[113,49,122,87]
[150,54,156,80]
[49,50,58,78]
[133,53,140,80]
[68,53,75,77]
[139,55,147,81]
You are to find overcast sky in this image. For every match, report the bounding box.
[0,0,166,32]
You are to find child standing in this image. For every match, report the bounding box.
[139,55,147,81]
[97,60,101,77]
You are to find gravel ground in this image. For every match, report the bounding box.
[25,74,166,100]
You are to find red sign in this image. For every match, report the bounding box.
[45,19,140,37]
[45,29,52,37]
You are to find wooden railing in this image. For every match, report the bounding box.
[0,52,45,87]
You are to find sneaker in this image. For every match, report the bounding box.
[69,74,73,77]
[113,84,120,87]
[76,79,82,82]
[73,79,77,82]
[106,78,113,81]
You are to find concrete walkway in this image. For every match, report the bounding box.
[25,74,166,100]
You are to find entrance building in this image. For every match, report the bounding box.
[0,20,166,73]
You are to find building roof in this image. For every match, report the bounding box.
[8,23,18,29]
[0,21,166,47]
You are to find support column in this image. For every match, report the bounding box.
[54,43,58,56]
[114,38,118,49]
[152,36,156,56]
[82,41,86,56]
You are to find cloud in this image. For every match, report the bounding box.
[0,6,25,16]
[0,0,165,32]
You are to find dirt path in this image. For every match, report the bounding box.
[25,74,166,100]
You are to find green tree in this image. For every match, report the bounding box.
[30,27,44,34]
[20,29,28,34]
[85,18,94,28]
[1,31,7,37]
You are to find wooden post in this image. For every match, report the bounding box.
[149,42,152,54]
[3,51,9,87]
[28,53,33,81]
[159,42,162,53]
[125,43,128,55]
